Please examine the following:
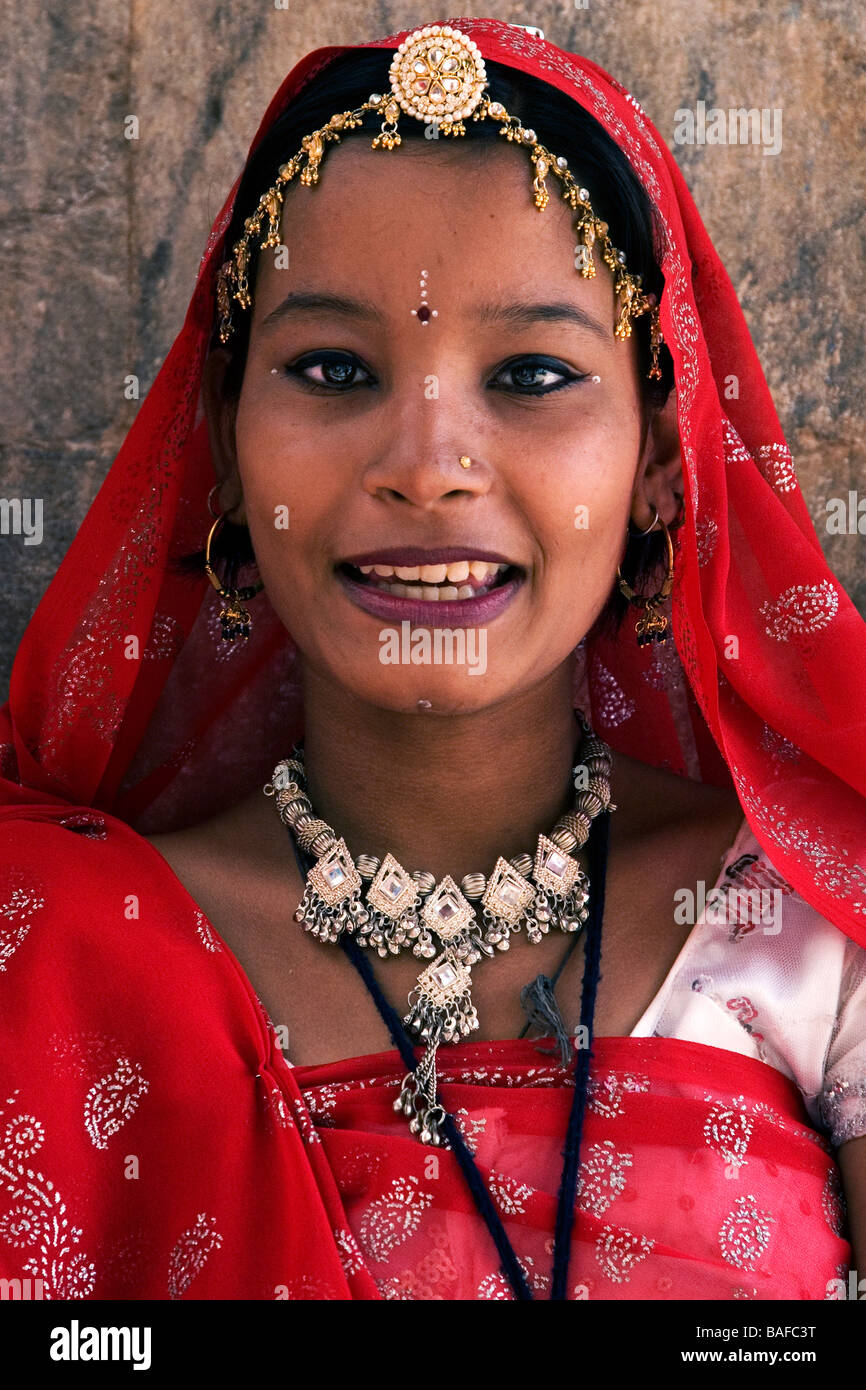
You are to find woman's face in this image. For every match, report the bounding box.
[215,139,656,713]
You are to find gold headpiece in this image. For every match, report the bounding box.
[215,23,662,378]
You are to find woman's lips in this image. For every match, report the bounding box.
[336,563,526,627]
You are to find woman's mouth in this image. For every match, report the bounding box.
[335,553,527,626]
[342,558,513,600]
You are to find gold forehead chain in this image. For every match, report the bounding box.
[215,23,662,377]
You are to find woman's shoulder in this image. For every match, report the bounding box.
[610,751,745,837]
[0,803,244,1008]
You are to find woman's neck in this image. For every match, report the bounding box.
[298,660,582,884]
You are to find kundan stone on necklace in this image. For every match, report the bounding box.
[421,875,476,941]
[308,838,362,906]
[533,832,584,897]
[482,856,535,926]
[367,852,419,920]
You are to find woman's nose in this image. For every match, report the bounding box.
[360,400,493,510]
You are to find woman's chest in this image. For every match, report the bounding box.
[147,808,741,1067]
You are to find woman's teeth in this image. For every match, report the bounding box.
[355,559,509,600]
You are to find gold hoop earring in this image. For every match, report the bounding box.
[207,484,222,520]
[204,511,264,642]
[615,511,675,646]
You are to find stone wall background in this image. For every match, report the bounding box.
[1,0,864,701]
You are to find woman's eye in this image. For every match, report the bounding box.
[280,352,586,396]
[283,352,372,390]
[493,358,586,395]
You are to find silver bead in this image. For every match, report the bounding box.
[309,830,336,856]
[412,870,436,894]
[461,872,486,900]
[558,810,592,844]
[296,816,333,849]
[587,775,611,806]
[283,796,313,822]
[550,827,577,852]
[575,790,604,817]
[510,852,533,878]
[356,853,381,879]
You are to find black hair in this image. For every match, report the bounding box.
[175,48,676,632]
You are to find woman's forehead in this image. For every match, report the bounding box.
[251,140,618,324]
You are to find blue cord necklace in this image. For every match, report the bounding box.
[285,806,610,1301]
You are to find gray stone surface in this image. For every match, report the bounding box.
[2,1,864,701]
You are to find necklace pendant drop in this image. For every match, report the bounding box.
[294,837,365,941]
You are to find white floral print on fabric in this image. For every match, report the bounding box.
[358,1175,435,1262]
[0,1092,97,1298]
[167,1212,223,1299]
[0,875,46,972]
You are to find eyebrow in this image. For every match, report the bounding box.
[474,299,612,342]
[260,290,612,341]
[261,291,385,330]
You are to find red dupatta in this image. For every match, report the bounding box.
[0,17,864,1300]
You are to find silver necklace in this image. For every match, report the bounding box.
[264,714,615,1144]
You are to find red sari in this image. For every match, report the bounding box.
[0,808,850,1299]
[1,17,864,1300]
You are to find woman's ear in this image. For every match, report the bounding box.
[202,349,247,523]
[630,389,683,531]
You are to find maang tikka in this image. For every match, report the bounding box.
[215,23,664,379]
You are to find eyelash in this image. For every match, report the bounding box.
[280,351,589,397]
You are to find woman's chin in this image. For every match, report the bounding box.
[338,669,501,715]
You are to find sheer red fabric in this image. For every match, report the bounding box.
[0,16,864,1300]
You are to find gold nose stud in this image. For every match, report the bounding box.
[459,455,472,469]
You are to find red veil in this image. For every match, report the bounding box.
[0,17,864,1301]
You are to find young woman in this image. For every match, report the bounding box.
[1,18,864,1301]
